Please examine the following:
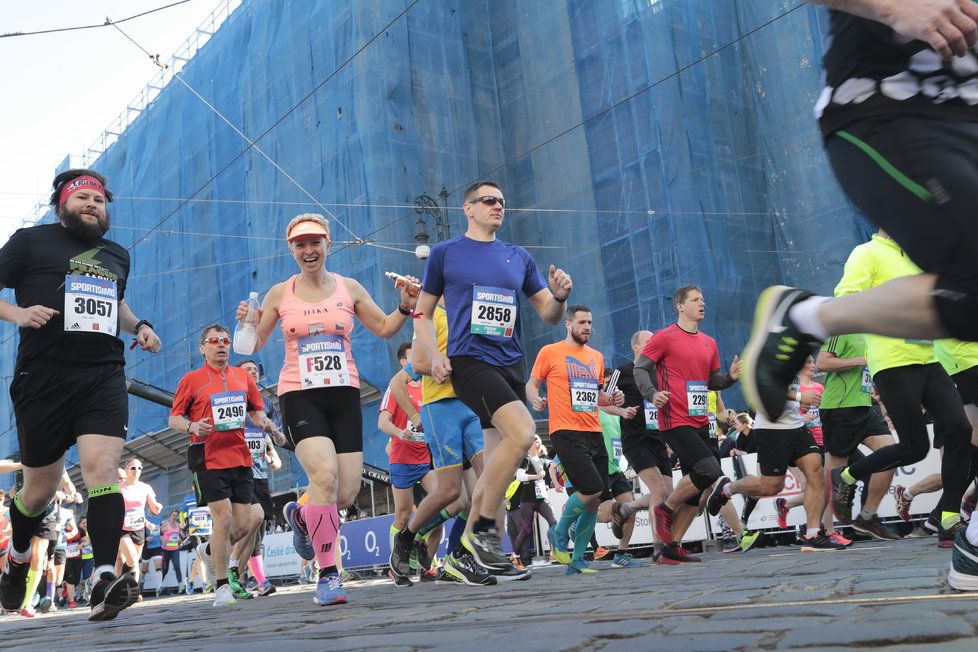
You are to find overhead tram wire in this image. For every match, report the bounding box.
[353,2,808,247]
[108,0,425,253]
[0,0,192,39]
[109,21,357,242]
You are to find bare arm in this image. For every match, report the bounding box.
[378,410,409,441]
[235,283,285,354]
[414,292,448,382]
[347,277,416,339]
[807,1,978,64]
[119,300,162,352]
[0,292,58,329]
[527,264,573,325]
[265,436,282,471]
[410,320,432,376]
[526,376,548,412]
[389,372,421,430]
[147,491,163,516]
[816,349,868,372]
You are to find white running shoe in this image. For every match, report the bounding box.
[212,584,236,607]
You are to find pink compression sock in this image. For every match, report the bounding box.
[301,503,340,569]
[248,555,267,585]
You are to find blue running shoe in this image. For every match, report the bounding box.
[547,528,571,565]
[313,572,347,606]
[611,552,642,568]
[565,559,598,575]
[284,502,315,561]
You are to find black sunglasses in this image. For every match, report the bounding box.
[469,195,505,208]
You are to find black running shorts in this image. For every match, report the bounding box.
[604,471,633,500]
[194,465,254,506]
[449,356,527,428]
[10,362,128,467]
[755,427,821,477]
[252,477,274,520]
[621,431,672,477]
[551,430,608,497]
[123,528,146,546]
[278,385,362,453]
[821,406,890,458]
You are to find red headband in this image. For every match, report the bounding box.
[58,176,106,207]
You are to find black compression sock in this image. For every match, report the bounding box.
[9,494,49,554]
[319,565,338,578]
[473,516,496,533]
[87,484,125,568]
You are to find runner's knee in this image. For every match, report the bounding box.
[690,457,721,491]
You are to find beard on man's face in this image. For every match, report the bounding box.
[59,205,110,240]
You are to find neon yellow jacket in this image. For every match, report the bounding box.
[834,234,935,376]
[935,339,978,376]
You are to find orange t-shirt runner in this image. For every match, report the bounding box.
[380,381,430,466]
[531,341,605,434]
[171,364,265,470]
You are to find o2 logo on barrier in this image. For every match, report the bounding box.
[364,530,380,557]
[339,535,350,561]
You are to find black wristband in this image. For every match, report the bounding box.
[397,305,411,316]
[554,294,567,303]
[133,319,154,335]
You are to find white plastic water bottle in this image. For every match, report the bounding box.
[233,291,260,355]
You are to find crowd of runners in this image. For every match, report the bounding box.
[0,0,978,626]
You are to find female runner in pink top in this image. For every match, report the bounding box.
[236,213,418,606]
[117,458,162,589]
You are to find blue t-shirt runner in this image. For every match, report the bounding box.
[413,181,573,578]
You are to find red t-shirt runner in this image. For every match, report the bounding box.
[380,382,430,466]
[171,364,264,470]
[640,324,720,431]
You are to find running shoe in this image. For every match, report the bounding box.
[939,521,967,549]
[245,577,259,590]
[212,584,236,607]
[511,556,527,571]
[442,551,497,586]
[652,548,681,565]
[722,538,741,553]
[155,586,163,598]
[435,567,463,584]
[949,528,978,591]
[659,543,700,563]
[652,503,675,545]
[258,580,277,596]
[893,485,912,522]
[775,497,789,529]
[196,542,216,586]
[0,558,29,611]
[313,572,347,606]
[226,568,254,599]
[907,525,934,538]
[389,569,413,587]
[283,502,315,561]
[462,526,512,571]
[799,533,847,552]
[610,501,627,539]
[741,286,822,420]
[89,572,140,622]
[419,569,437,583]
[963,485,978,521]
[707,478,731,517]
[547,527,571,565]
[485,564,531,582]
[829,466,856,525]
[593,546,611,560]
[611,552,643,568]
[412,538,433,572]
[203,583,215,594]
[18,606,35,618]
[182,580,193,596]
[738,530,762,552]
[389,531,413,578]
[565,559,598,575]
[827,531,852,547]
[38,596,52,613]
[852,514,902,541]
[67,600,77,609]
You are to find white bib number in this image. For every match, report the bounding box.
[65,542,80,558]
[470,285,517,337]
[643,401,659,430]
[64,275,118,336]
[124,508,145,531]
[534,479,547,500]
[570,377,598,412]
[708,414,718,438]
[807,406,821,427]
[861,367,873,393]
[245,428,265,463]
[686,381,708,417]
[210,391,247,431]
[298,334,350,388]
[407,425,427,443]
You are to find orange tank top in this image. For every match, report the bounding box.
[277,273,360,395]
